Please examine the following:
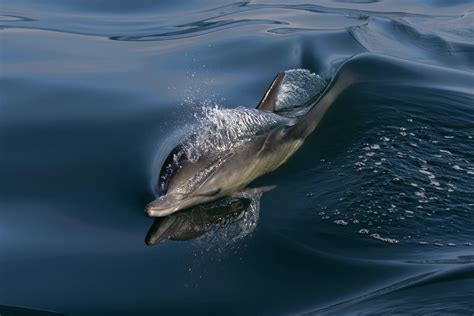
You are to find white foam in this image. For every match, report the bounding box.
[182,104,282,162]
[370,233,399,244]
[334,220,348,226]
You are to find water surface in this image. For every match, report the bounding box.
[1,0,473,314]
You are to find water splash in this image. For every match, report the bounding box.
[194,190,263,251]
[179,68,326,162]
[276,69,327,112]
[181,104,283,162]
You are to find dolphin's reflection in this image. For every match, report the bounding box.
[145,186,274,246]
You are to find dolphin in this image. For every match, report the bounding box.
[145,53,463,217]
[144,56,356,217]
[145,197,249,245]
[145,185,274,245]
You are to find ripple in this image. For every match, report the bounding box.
[0,14,34,22]
[1,1,467,46]
[349,16,472,70]
[110,19,286,42]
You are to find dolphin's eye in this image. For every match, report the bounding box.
[279,125,290,135]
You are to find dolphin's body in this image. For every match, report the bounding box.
[145,53,465,218]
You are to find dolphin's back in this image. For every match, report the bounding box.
[157,108,287,195]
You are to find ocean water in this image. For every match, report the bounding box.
[1,1,473,315]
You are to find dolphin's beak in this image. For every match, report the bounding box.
[145,194,196,217]
[145,217,178,245]
[145,196,180,217]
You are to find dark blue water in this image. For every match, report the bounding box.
[1,1,473,315]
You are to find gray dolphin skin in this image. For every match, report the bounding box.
[145,53,448,218]
[145,198,249,245]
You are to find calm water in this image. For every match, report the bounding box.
[1,1,474,315]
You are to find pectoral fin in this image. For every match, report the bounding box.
[231,185,277,198]
[256,72,285,112]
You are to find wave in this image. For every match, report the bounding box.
[349,16,474,70]
[312,264,474,315]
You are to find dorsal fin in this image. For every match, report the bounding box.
[256,72,285,112]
